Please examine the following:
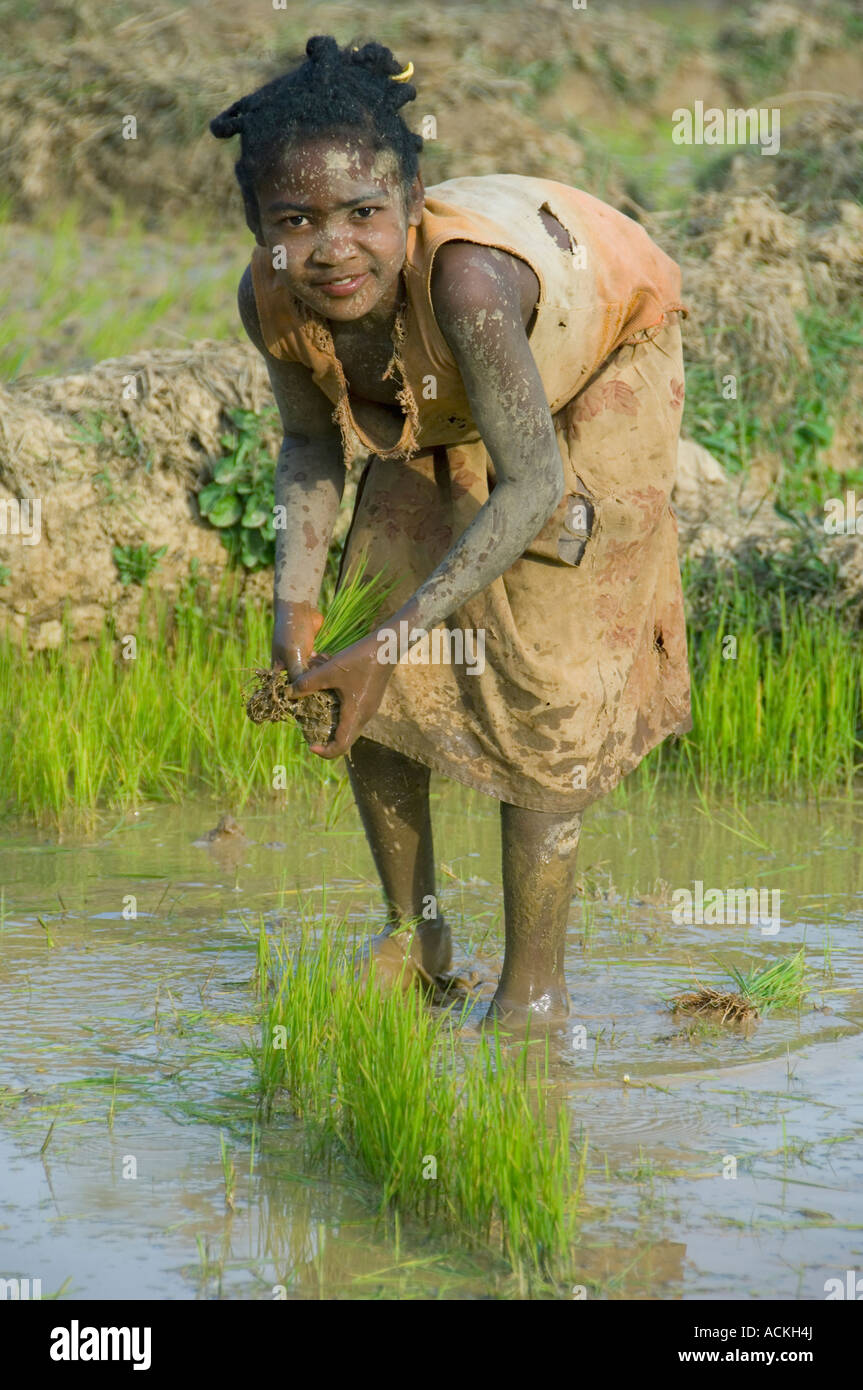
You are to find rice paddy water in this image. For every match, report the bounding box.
[2,780,862,1298]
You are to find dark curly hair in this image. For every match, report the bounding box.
[210,35,424,241]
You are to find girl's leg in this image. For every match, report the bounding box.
[487,801,583,1024]
[345,735,451,976]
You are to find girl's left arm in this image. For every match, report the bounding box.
[292,242,567,756]
[394,240,566,635]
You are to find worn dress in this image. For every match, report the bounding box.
[250,174,692,812]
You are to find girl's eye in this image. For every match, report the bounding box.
[283,215,307,228]
[354,207,377,219]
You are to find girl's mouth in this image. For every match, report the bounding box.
[314,272,369,297]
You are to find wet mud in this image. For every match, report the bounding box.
[245,668,340,747]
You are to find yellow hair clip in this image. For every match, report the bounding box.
[348,46,413,82]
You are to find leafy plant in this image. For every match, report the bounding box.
[112,543,167,586]
[197,407,280,570]
[0,564,10,586]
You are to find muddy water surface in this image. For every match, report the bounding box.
[1,782,862,1299]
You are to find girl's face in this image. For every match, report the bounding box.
[255,134,424,325]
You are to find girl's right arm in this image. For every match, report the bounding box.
[238,266,346,680]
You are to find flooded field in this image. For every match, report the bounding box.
[1,780,862,1300]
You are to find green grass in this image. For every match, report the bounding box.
[0,580,342,825]
[569,112,725,213]
[683,300,863,511]
[0,199,249,381]
[251,914,585,1283]
[643,595,863,797]
[2,545,861,822]
[636,539,863,796]
[727,948,808,1015]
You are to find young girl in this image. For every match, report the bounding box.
[211,35,691,1027]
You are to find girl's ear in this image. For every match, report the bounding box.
[406,173,425,227]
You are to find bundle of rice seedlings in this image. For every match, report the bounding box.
[670,985,759,1025]
[670,948,807,1026]
[725,947,807,1015]
[244,553,398,747]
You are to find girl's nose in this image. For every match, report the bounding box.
[311,226,354,262]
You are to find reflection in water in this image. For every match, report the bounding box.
[0,783,861,1297]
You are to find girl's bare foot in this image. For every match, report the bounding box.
[409,914,452,978]
[353,915,452,992]
[481,983,571,1033]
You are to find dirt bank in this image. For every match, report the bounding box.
[2,344,861,648]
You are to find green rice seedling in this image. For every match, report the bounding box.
[245,917,274,1003]
[37,915,57,948]
[220,1130,237,1212]
[670,948,807,1024]
[3,535,859,823]
[637,599,863,797]
[725,948,807,1016]
[316,551,400,655]
[0,578,343,824]
[251,914,584,1282]
[244,551,400,745]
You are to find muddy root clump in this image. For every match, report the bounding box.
[245,669,339,747]
[670,988,759,1025]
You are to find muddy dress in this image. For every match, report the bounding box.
[250,174,692,813]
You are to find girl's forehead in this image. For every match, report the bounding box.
[270,137,400,190]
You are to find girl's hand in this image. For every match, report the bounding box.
[272,601,325,682]
[290,631,394,758]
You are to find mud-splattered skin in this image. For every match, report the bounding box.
[238,133,581,1025]
[242,134,566,701]
[239,136,423,678]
